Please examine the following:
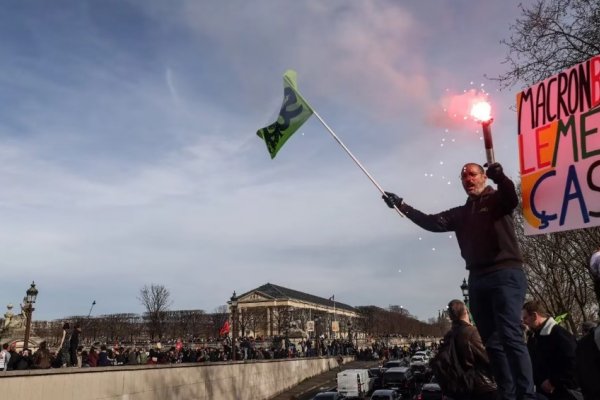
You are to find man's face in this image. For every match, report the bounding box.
[461,164,487,197]
[521,310,537,330]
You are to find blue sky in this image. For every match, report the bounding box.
[0,1,527,321]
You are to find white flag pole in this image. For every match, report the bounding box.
[287,78,404,217]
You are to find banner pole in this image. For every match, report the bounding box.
[312,108,404,217]
[285,77,404,217]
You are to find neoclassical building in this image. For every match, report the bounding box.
[228,283,361,340]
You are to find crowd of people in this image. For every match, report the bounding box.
[0,331,360,371]
[432,297,600,400]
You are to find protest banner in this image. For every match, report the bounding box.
[518,55,600,234]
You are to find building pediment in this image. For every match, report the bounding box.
[238,291,273,303]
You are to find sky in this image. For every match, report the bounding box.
[0,0,530,322]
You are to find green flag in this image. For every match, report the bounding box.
[554,312,568,324]
[257,70,313,158]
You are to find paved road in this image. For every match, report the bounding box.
[269,359,379,400]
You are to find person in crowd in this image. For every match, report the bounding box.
[521,300,579,400]
[69,324,81,367]
[97,345,113,366]
[32,341,52,369]
[0,342,10,371]
[87,346,98,367]
[440,299,498,400]
[6,342,19,370]
[575,322,600,400]
[57,322,70,367]
[80,350,90,367]
[138,348,148,364]
[383,162,534,400]
[15,349,33,370]
[127,347,140,365]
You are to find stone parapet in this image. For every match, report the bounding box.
[0,356,350,400]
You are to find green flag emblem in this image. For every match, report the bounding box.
[257,70,313,158]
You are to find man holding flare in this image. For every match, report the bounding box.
[382,104,535,400]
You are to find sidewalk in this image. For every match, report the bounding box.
[269,359,378,400]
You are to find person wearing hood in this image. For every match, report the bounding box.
[383,162,534,400]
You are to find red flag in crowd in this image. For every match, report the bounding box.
[220,321,230,336]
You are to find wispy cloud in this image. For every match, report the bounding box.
[0,0,525,320]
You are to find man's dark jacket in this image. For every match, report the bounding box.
[433,320,497,396]
[399,176,522,275]
[452,320,497,395]
[527,317,578,393]
[575,327,600,400]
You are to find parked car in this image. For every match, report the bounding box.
[312,391,345,400]
[415,377,445,400]
[414,350,431,360]
[410,355,427,366]
[370,388,401,400]
[410,355,432,383]
[368,367,386,391]
[415,384,445,400]
[382,366,417,398]
[383,359,406,369]
[411,364,432,384]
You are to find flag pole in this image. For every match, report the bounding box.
[287,78,404,217]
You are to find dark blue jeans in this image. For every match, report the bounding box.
[469,268,535,400]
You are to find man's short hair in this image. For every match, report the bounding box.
[522,300,548,317]
[462,163,484,174]
[447,299,467,322]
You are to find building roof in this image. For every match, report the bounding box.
[237,283,358,313]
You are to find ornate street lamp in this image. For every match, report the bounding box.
[230,291,238,361]
[314,316,321,356]
[23,281,38,350]
[460,278,469,306]
[347,320,356,353]
[87,300,96,318]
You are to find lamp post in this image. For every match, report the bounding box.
[230,291,238,361]
[87,300,96,318]
[23,281,39,350]
[460,278,470,307]
[314,316,321,356]
[347,320,355,355]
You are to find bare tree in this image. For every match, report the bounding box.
[163,309,206,340]
[494,0,600,329]
[514,198,600,332]
[239,308,267,338]
[356,305,442,338]
[271,306,295,337]
[138,284,172,340]
[495,0,600,89]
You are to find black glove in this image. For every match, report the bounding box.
[382,192,403,209]
[485,163,506,184]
